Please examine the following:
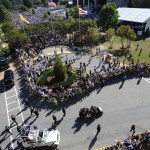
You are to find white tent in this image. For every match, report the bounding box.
[117,8,150,32]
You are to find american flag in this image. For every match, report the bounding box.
[79,8,88,15]
[48,0,56,7]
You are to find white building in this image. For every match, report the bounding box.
[117,8,150,34]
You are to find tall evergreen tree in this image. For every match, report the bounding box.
[53,54,67,81]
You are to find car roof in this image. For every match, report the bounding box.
[4,70,13,77]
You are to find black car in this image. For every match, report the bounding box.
[3,69,14,87]
[0,56,9,70]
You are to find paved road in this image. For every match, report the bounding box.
[0,51,150,150]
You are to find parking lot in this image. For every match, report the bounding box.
[0,53,150,150]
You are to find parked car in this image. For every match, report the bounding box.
[0,56,9,70]
[3,69,14,87]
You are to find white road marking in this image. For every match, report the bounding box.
[6,95,16,100]
[14,86,24,122]
[4,88,14,149]
[143,77,150,84]
[6,89,15,94]
[9,123,22,130]
[8,107,20,112]
[7,101,18,106]
[4,85,25,149]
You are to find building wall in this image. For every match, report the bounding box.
[145,18,150,32]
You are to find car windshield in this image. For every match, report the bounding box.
[20,125,46,141]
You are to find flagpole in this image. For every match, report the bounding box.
[77,0,81,42]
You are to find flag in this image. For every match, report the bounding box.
[79,8,88,15]
[19,14,29,24]
[48,0,56,7]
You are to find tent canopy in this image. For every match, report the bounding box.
[117,8,150,23]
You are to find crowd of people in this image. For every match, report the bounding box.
[28,30,70,53]
[20,45,150,103]
[10,7,49,28]
[9,6,66,29]
[98,129,150,150]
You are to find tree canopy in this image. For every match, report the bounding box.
[105,28,115,49]
[0,4,12,23]
[1,0,12,9]
[97,2,119,30]
[117,25,136,48]
[84,27,100,46]
[6,29,30,49]
[23,0,32,8]
[53,54,67,81]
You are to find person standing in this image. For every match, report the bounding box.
[62,108,66,117]
[96,124,101,135]
[34,110,39,118]
[11,115,18,125]
[52,114,57,123]
[5,126,13,135]
[52,122,56,130]
[17,125,21,133]
[130,125,136,135]
[30,107,34,116]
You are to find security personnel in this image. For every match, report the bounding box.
[62,108,66,117]
[11,115,18,124]
[96,124,101,135]
[5,126,13,135]
[30,107,34,116]
[34,110,39,118]
[52,115,57,123]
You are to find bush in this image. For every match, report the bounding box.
[37,68,53,85]
[37,68,77,89]
[20,5,29,11]
[0,47,10,57]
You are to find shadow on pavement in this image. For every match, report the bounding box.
[88,134,97,150]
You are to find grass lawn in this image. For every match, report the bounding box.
[103,37,150,64]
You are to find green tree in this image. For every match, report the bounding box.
[116,25,128,48]
[117,25,136,48]
[1,21,15,34]
[97,2,119,30]
[68,6,79,19]
[0,4,12,23]
[105,28,115,49]
[53,54,67,81]
[84,27,100,46]
[6,29,30,49]
[126,28,136,48]
[23,0,32,8]
[1,0,12,9]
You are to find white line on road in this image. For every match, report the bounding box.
[8,107,20,112]
[4,88,14,149]
[6,89,15,94]
[7,101,18,106]
[14,86,24,122]
[143,77,150,84]
[6,95,17,100]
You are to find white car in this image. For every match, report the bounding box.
[18,124,60,149]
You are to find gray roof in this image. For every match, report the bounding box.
[117,8,150,23]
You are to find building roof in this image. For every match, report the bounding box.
[117,8,150,23]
